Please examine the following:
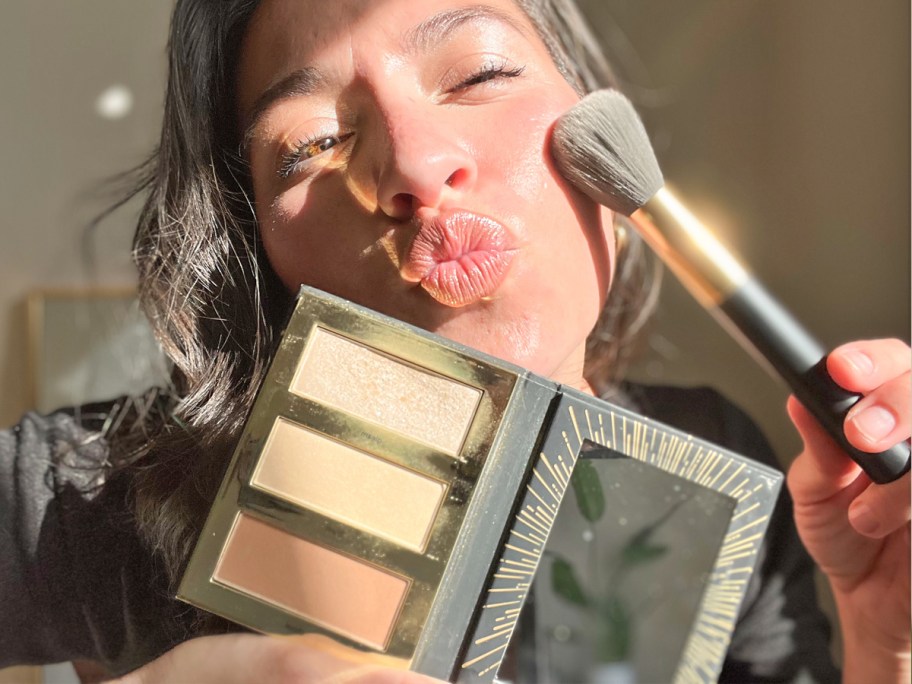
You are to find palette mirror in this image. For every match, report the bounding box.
[506,443,738,683]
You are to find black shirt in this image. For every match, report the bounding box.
[0,386,839,681]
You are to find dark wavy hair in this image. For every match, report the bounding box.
[115,0,658,592]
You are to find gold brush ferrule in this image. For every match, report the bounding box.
[631,186,749,307]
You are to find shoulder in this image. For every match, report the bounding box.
[0,391,189,674]
[619,382,780,470]
[2,400,115,491]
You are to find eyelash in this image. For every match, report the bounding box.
[449,60,526,92]
[278,132,354,179]
[276,61,525,179]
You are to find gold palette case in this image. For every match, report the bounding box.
[178,286,783,683]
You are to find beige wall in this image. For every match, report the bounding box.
[586,0,911,465]
[3,1,907,457]
[0,6,169,674]
[0,1,172,427]
[577,3,909,661]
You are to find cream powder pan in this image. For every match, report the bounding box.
[252,417,446,552]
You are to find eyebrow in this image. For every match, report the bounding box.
[403,5,530,54]
[241,5,530,146]
[243,66,324,147]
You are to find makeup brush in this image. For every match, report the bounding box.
[551,89,909,484]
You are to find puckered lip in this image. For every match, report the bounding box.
[399,210,518,308]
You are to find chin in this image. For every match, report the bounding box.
[433,307,585,381]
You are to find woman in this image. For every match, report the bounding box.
[1,0,908,682]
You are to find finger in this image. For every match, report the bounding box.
[279,634,443,684]
[786,396,866,503]
[323,665,443,684]
[123,634,280,684]
[827,338,911,394]
[844,371,911,452]
[119,634,445,684]
[847,471,912,539]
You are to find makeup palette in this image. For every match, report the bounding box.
[177,286,783,683]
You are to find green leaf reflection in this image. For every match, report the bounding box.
[571,458,605,523]
[551,555,588,606]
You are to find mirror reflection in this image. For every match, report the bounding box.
[513,442,737,683]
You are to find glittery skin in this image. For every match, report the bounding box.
[293,328,481,455]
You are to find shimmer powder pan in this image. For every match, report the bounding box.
[177,286,783,683]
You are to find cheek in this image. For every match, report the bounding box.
[483,93,614,286]
[482,89,599,233]
[484,97,566,206]
[257,178,355,291]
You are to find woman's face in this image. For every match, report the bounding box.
[237,0,614,386]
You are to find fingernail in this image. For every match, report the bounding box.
[842,349,874,376]
[848,502,880,537]
[850,405,896,442]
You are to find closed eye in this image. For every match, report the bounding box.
[450,61,525,93]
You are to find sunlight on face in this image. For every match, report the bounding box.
[238,0,614,387]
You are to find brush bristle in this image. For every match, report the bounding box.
[551,90,664,216]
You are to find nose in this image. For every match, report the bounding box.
[374,109,477,219]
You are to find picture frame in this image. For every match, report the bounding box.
[26,287,170,412]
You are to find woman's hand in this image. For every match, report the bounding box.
[112,633,445,684]
[786,338,910,683]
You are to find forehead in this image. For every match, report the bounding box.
[236,0,539,115]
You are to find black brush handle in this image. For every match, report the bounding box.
[717,279,910,484]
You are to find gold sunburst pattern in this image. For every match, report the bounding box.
[459,390,782,683]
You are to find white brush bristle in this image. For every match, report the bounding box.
[551,90,664,216]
